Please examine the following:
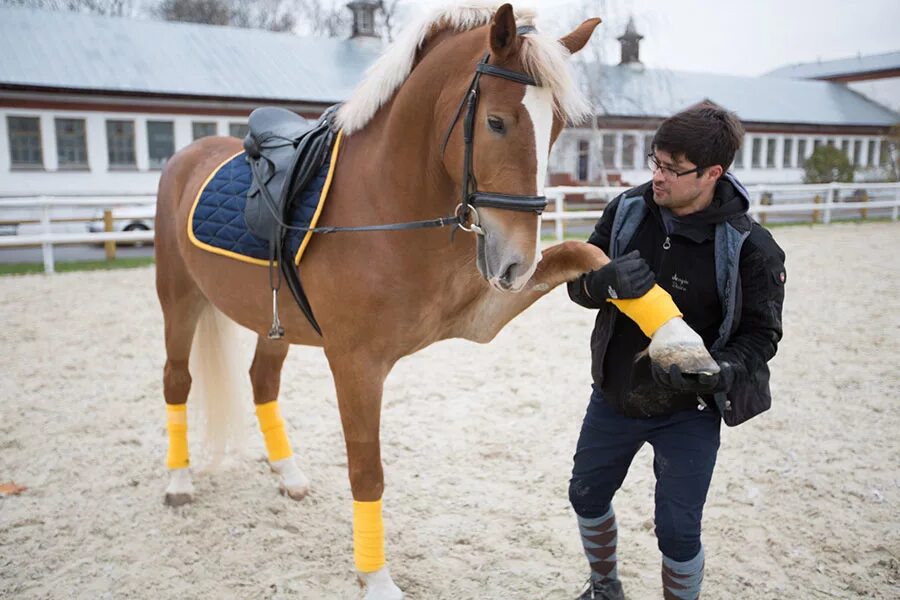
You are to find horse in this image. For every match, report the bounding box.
[153,3,717,598]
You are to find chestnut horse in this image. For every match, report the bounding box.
[154,3,716,598]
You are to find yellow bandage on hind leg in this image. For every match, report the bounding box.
[609,284,683,338]
[353,499,386,573]
[255,401,293,462]
[166,403,189,469]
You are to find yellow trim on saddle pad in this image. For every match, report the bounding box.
[609,284,683,338]
[353,499,386,573]
[186,129,344,267]
[166,403,189,469]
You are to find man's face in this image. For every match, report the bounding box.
[650,149,714,212]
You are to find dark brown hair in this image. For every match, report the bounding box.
[651,101,745,171]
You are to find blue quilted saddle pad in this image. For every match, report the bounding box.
[188,141,337,266]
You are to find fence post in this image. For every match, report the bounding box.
[824,184,835,225]
[812,194,821,224]
[555,193,565,242]
[859,190,869,220]
[893,183,899,222]
[40,198,55,274]
[104,209,116,260]
[758,189,770,226]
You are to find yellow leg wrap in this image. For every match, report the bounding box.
[353,499,386,573]
[166,404,189,469]
[609,284,684,338]
[255,401,293,462]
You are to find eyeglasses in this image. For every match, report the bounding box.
[647,154,704,178]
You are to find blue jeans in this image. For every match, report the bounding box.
[569,386,721,562]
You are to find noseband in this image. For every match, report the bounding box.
[440,26,549,234]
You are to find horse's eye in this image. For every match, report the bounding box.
[487,116,505,133]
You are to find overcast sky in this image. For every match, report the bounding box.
[420,0,899,77]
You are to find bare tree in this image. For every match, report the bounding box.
[376,0,402,43]
[154,0,229,25]
[294,0,350,38]
[1,0,138,16]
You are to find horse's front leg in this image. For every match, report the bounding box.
[327,348,403,600]
[494,241,718,375]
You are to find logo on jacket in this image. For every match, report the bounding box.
[671,273,689,292]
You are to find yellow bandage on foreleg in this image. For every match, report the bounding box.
[353,499,386,573]
[255,401,293,462]
[166,403,189,469]
[609,284,683,338]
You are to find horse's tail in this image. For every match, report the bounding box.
[189,304,252,469]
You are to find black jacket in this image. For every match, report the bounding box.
[568,178,786,421]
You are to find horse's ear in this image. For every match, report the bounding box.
[559,17,602,56]
[489,3,517,61]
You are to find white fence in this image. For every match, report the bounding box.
[544,181,900,240]
[1,181,899,273]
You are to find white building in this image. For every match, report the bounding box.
[549,19,899,187]
[1,7,897,197]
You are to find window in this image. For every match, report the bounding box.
[644,133,655,157]
[840,139,850,160]
[766,138,777,168]
[147,120,175,169]
[751,137,763,168]
[853,140,862,166]
[621,134,636,169]
[577,140,590,181]
[7,116,43,168]
[55,118,88,169]
[192,121,217,140]
[601,133,616,168]
[880,140,894,166]
[229,122,249,139]
[732,145,744,170]
[106,120,136,168]
[782,138,793,168]
[797,139,808,165]
[868,140,877,167]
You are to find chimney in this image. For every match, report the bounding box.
[617,17,643,65]
[347,1,379,38]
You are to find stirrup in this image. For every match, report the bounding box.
[267,289,285,339]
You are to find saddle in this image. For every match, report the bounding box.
[243,105,340,337]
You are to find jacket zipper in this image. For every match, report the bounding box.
[663,236,671,250]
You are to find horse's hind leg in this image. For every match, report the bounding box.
[155,228,208,506]
[250,335,310,500]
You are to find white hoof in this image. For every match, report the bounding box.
[164,468,195,506]
[271,457,311,500]
[360,567,403,600]
[648,317,719,374]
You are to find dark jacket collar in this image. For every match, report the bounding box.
[640,172,751,243]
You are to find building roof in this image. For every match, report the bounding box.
[591,64,899,127]
[765,51,900,80]
[0,6,382,102]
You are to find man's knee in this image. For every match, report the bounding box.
[568,474,615,518]
[654,506,702,561]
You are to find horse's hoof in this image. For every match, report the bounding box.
[360,566,403,600]
[279,482,310,501]
[164,492,193,507]
[648,318,719,374]
[271,457,311,501]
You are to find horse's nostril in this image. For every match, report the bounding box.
[500,263,517,286]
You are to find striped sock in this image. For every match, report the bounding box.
[577,505,619,585]
[662,547,704,600]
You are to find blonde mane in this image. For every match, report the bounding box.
[335,1,591,134]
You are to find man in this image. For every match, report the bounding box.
[568,102,786,600]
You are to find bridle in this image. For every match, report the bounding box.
[264,26,548,238]
[440,25,549,234]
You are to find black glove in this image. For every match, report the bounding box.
[651,360,736,394]
[584,250,655,301]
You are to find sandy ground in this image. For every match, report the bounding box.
[1,222,899,600]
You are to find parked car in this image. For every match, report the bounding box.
[88,205,155,247]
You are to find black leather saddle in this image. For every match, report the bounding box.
[243,105,337,240]
[242,104,340,337]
